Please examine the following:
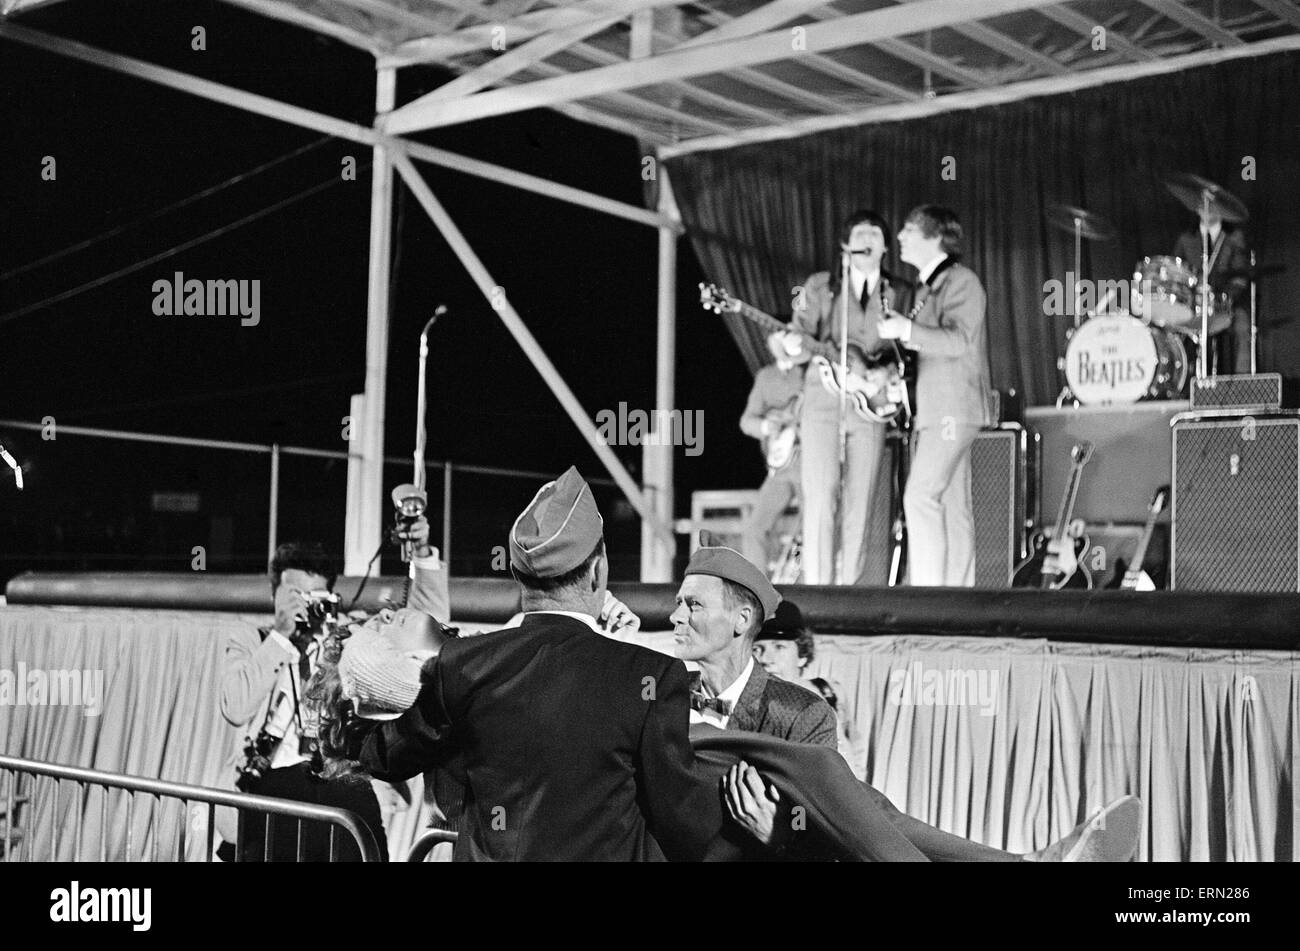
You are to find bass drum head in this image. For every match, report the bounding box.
[1065,315,1188,404]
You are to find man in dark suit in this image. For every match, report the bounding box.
[882,205,995,587]
[358,467,714,861]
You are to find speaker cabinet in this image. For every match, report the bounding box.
[1171,412,1300,592]
[970,424,1038,588]
[1190,373,1283,411]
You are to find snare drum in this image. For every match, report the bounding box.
[1065,314,1188,404]
[1132,256,1197,329]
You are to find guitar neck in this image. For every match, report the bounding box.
[1052,467,1084,539]
[730,301,840,362]
[1129,508,1161,575]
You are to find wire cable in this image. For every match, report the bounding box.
[0,135,333,283]
[0,160,371,327]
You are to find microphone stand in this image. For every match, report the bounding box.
[414,306,446,495]
[834,249,851,584]
[1198,193,1211,379]
[1249,250,1258,375]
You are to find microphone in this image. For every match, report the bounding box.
[0,442,21,490]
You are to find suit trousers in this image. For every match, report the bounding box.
[904,424,980,587]
[741,458,801,570]
[1211,312,1252,375]
[800,384,887,585]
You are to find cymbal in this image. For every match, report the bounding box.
[1163,172,1249,223]
[1046,203,1116,241]
[1221,262,1287,282]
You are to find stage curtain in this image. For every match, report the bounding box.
[3,607,1296,861]
[666,51,1300,402]
[804,633,1298,862]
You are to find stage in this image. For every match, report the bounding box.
[3,574,1297,861]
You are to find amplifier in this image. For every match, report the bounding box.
[1190,373,1282,411]
[970,424,1038,587]
[1171,412,1300,592]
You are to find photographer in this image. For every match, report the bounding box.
[215,518,447,861]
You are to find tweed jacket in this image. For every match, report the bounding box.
[726,663,838,749]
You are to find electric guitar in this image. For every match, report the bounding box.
[760,394,802,471]
[1107,485,1168,591]
[762,420,798,471]
[699,283,909,425]
[1012,441,1095,589]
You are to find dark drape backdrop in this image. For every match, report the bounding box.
[667,51,1300,406]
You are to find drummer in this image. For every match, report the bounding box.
[1172,209,1250,374]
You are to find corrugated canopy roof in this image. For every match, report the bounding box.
[7,0,1300,154]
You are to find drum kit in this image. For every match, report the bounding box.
[1055,173,1282,407]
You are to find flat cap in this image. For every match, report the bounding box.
[685,531,781,621]
[510,466,604,578]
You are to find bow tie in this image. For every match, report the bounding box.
[688,672,732,717]
[690,691,732,716]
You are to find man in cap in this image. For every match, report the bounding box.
[671,535,836,747]
[358,467,715,861]
[670,540,837,856]
[677,541,1142,862]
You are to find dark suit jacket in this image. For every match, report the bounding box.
[907,261,995,431]
[360,613,715,862]
[727,664,838,749]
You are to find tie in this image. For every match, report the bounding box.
[859,276,873,310]
[289,631,315,681]
[688,672,732,717]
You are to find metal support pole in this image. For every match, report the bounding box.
[389,153,673,546]
[268,444,280,564]
[642,168,679,581]
[345,66,397,576]
[442,460,453,567]
[1249,250,1258,375]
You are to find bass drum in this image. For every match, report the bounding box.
[1064,315,1188,404]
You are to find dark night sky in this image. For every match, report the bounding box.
[0,0,759,581]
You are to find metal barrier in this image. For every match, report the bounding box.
[406,827,458,862]
[0,754,382,862]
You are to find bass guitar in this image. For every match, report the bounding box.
[699,282,909,425]
[1106,485,1168,591]
[1012,441,1095,589]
